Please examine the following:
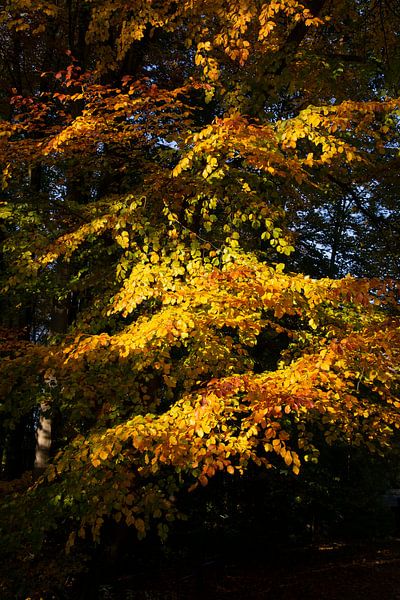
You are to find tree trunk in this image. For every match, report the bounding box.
[33,407,52,476]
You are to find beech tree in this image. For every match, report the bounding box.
[0,1,399,597]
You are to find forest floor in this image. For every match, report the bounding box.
[95,539,400,600]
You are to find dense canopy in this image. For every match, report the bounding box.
[0,1,399,597]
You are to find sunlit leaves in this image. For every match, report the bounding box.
[82,0,330,78]
[22,255,397,549]
[0,0,400,573]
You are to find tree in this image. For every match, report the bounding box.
[0,1,399,597]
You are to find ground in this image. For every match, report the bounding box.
[94,539,400,599]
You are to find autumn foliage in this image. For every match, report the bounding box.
[0,0,400,597]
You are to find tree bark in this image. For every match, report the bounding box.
[33,407,52,476]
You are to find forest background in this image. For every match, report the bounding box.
[0,1,400,598]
